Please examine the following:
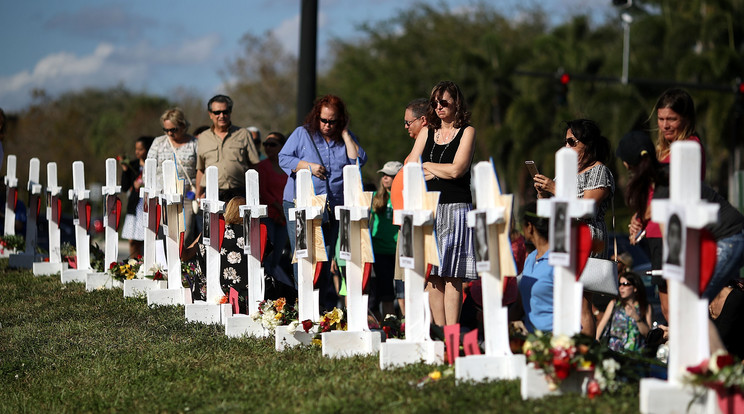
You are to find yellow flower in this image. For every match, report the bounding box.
[311,338,322,347]
[275,297,286,312]
[428,371,442,380]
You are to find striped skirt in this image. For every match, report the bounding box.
[431,202,477,280]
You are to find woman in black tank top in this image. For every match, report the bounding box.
[405,81,477,326]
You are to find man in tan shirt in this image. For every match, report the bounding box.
[196,95,260,201]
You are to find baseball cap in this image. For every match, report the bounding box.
[616,130,655,166]
[377,161,403,176]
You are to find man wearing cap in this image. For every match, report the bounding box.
[371,160,404,319]
[196,95,260,202]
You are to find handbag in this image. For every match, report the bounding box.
[579,197,619,296]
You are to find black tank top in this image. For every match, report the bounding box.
[421,126,472,204]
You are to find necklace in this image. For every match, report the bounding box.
[429,127,460,164]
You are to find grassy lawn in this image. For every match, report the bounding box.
[0,262,641,413]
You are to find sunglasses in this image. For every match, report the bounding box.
[404,117,421,128]
[565,137,580,147]
[163,127,179,134]
[619,282,633,287]
[210,110,231,116]
[430,99,452,109]
[319,117,338,126]
[263,141,279,148]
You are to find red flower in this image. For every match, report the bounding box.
[109,262,117,270]
[301,319,314,333]
[687,359,710,376]
[152,271,163,280]
[715,353,735,370]
[383,326,392,338]
[587,380,601,399]
[553,355,572,380]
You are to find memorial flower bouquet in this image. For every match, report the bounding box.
[685,350,744,393]
[143,263,166,280]
[523,331,616,396]
[251,297,297,333]
[286,307,347,346]
[0,234,25,252]
[108,257,142,281]
[684,351,744,412]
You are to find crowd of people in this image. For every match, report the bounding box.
[12,81,734,359]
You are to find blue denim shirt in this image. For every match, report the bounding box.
[278,125,367,209]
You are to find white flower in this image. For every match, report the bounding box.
[262,310,279,330]
[220,248,227,255]
[224,228,235,239]
[128,258,139,266]
[550,334,573,350]
[227,251,242,264]
[250,310,261,321]
[237,237,245,249]
[287,320,300,334]
[223,267,240,283]
[708,350,729,374]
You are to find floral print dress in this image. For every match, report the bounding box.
[220,224,248,313]
[606,302,645,353]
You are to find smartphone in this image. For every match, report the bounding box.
[525,161,539,178]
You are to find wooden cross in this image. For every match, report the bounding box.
[161,160,184,290]
[24,158,42,254]
[288,168,326,322]
[393,162,440,342]
[199,166,225,304]
[101,158,122,268]
[334,164,374,332]
[4,154,18,236]
[140,159,159,274]
[68,161,92,271]
[537,148,594,336]
[46,162,63,265]
[650,141,718,383]
[239,169,267,315]
[466,160,517,355]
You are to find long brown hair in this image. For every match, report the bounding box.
[224,196,245,225]
[371,176,390,214]
[425,81,470,129]
[303,94,348,141]
[652,88,696,160]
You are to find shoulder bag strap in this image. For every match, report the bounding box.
[166,137,195,190]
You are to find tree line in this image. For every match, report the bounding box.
[4,1,743,218]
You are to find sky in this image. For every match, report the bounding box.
[0,0,612,113]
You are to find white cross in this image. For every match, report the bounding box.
[68,161,91,270]
[393,162,438,342]
[46,162,63,264]
[239,169,267,315]
[140,159,159,274]
[288,168,325,322]
[101,158,122,269]
[466,160,517,355]
[200,166,225,304]
[650,141,718,383]
[537,148,594,336]
[24,158,42,253]
[4,154,18,236]
[334,164,373,332]
[161,160,184,290]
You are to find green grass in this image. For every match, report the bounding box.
[0,262,641,413]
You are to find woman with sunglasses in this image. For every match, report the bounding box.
[596,272,651,353]
[533,119,614,256]
[256,132,289,277]
[405,80,476,326]
[279,95,367,309]
[147,107,199,245]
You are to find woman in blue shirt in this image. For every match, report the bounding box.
[517,201,554,332]
[278,95,367,309]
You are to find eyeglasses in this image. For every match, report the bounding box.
[210,110,231,116]
[430,99,451,109]
[404,117,422,128]
[619,282,633,287]
[319,117,338,126]
[565,137,580,147]
[263,141,279,148]
[163,127,179,134]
